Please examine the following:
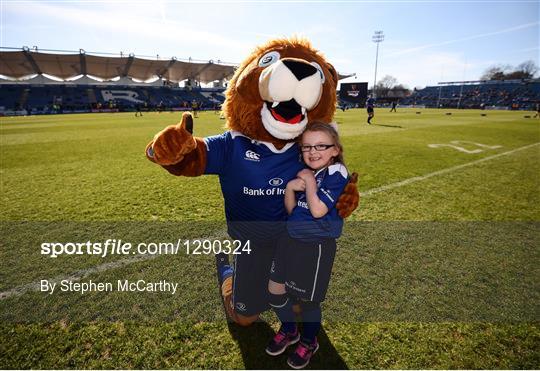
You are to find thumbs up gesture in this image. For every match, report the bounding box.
[146,112,197,165]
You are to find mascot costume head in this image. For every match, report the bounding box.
[223,37,338,146]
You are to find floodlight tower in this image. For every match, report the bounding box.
[372,30,385,98]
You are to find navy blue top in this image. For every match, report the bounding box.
[204,131,304,240]
[287,163,349,241]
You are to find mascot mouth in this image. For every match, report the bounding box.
[260,99,308,140]
[265,99,306,125]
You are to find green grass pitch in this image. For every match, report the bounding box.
[1,108,539,368]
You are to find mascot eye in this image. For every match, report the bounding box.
[258,51,281,67]
[310,62,326,84]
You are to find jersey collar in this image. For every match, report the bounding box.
[314,167,327,178]
[230,131,296,154]
[313,163,347,178]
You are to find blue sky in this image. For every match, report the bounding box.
[1,0,538,88]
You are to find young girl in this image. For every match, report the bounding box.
[266,122,349,369]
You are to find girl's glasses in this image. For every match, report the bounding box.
[300,144,335,152]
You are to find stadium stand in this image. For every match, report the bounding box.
[399,79,540,110]
[0,82,224,114]
[4,48,537,114]
[0,49,235,115]
[0,48,355,115]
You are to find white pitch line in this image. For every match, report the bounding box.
[0,229,229,300]
[360,142,540,197]
[0,254,160,300]
[2,142,539,300]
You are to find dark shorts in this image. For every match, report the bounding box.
[367,107,374,114]
[231,238,275,316]
[270,234,337,303]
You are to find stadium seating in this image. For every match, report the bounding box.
[0,85,25,110]
[0,84,226,114]
[3,79,538,115]
[399,80,540,110]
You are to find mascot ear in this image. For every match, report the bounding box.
[326,63,339,88]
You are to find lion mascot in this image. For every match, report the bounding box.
[146,37,359,326]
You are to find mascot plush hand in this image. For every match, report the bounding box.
[146,37,359,325]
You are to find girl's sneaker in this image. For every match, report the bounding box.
[287,339,319,369]
[265,329,300,356]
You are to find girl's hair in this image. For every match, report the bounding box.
[301,121,345,165]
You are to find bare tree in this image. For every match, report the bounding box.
[375,75,398,97]
[480,65,511,80]
[516,60,538,78]
[389,84,411,98]
[480,61,538,80]
[373,76,411,97]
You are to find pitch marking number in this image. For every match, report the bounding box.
[428,140,502,154]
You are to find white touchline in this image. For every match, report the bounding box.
[1,142,539,300]
[0,254,159,300]
[360,142,540,197]
[0,229,229,300]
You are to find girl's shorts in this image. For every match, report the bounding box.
[270,233,337,303]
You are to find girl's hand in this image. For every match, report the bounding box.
[296,169,315,183]
[287,178,306,192]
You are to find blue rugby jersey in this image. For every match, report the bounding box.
[204,131,304,240]
[287,163,349,241]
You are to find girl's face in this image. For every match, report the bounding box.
[300,130,339,170]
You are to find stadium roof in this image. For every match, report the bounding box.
[0,48,355,84]
[0,49,237,83]
[337,72,355,80]
[437,78,540,86]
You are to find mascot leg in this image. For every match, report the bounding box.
[221,276,259,326]
[217,254,259,326]
[216,253,233,316]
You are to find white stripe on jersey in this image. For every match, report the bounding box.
[328,163,348,178]
[310,243,322,301]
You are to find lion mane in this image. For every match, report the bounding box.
[222,37,339,148]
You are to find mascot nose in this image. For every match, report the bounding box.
[282,59,318,81]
